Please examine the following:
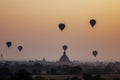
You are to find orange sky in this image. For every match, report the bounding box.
[0,0,120,61]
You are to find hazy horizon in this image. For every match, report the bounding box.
[0,0,120,62]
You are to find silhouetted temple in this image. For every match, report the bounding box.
[42,58,46,63]
[57,45,72,65]
[58,51,71,65]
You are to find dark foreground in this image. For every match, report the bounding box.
[0,61,120,80]
[34,74,120,80]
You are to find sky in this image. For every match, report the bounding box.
[0,0,120,62]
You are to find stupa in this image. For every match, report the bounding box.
[42,58,46,62]
[58,45,71,65]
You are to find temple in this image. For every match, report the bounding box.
[57,45,72,65]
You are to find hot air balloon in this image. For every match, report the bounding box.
[6,41,12,48]
[92,50,98,57]
[90,19,96,28]
[18,46,23,52]
[59,23,65,31]
[63,45,68,51]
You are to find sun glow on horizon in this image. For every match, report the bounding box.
[0,0,120,61]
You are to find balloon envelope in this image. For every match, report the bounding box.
[6,41,12,48]
[63,45,68,51]
[59,23,65,31]
[90,19,96,27]
[18,46,23,52]
[92,50,98,57]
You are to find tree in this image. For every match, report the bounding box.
[113,78,120,80]
[93,75,106,80]
[34,76,46,80]
[83,73,93,80]
[70,66,82,74]
[50,68,57,75]
[0,67,11,80]
[11,69,33,80]
[32,63,43,75]
[71,77,81,80]
[64,77,70,80]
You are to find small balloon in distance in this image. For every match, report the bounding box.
[63,45,68,51]
[18,46,23,52]
[90,19,96,28]
[92,50,98,57]
[6,41,12,48]
[59,23,65,31]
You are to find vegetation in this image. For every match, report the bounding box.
[0,61,120,80]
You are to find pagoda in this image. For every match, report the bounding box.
[58,45,71,65]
